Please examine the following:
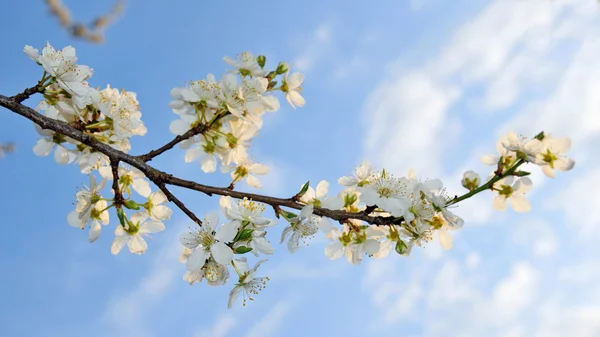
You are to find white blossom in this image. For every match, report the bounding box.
[535,135,575,178]
[111,212,165,255]
[181,212,238,270]
[228,258,269,308]
[492,176,533,212]
[283,72,305,109]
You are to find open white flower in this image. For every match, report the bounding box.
[144,191,172,221]
[359,176,412,218]
[181,212,239,270]
[67,175,106,227]
[427,192,464,228]
[501,132,542,162]
[299,180,343,210]
[482,133,518,167]
[181,137,222,173]
[95,85,147,140]
[427,214,459,250]
[99,165,151,198]
[220,196,274,229]
[536,135,575,178]
[223,51,266,77]
[492,176,533,212]
[338,161,375,187]
[111,212,165,255]
[407,169,443,198]
[223,160,269,189]
[221,119,258,166]
[228,258,269,308]
[87,200,110,243]
[280,204,320,253]
[183,259,230,286]
[26,43,96,108]
[322,222,380,265]
[283,72,305,109]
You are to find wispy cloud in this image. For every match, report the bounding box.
[293,22,334,72]
[195,314,237,337]
[245,299,293,337]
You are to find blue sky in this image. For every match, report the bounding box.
[1,0,600,336]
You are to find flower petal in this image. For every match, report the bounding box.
[215,221,239,242]
[211,242,233,265]
[151,205,172,221]
[315,180,329,199]
[139,220,165,234]
[111,235,129,255]
[186,248,208,271]
[128,235,148,254]
[200,155,217,173]
[493,195,508,211]
[438,229,454,250]
[132,179,151,198]
[33,138,54,156]
[89,221,102,242]
[246,175,262,188]
[509,194,531,213]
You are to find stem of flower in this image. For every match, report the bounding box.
[446,159,525,206]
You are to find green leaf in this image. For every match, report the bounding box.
[236,229,254,241]
[234,246,253,254]
[513,171,531,177]
[296,181,310,199]
[282,211,297,221]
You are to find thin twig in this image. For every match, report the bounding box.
[110,159,124,207]
[138,124,208,162]
[155,182,203,226]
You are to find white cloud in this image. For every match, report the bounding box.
[195,314,237,337]
[359,1,600,336]
[363,0,598,178]
[245,300,293,337]
[293,23,333,72]
[100,227,183,336]
[512,219,557,257]
[546,169,600,238]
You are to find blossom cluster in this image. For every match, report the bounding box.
[169,52,304,188]
[176,131,574,307]
[20,42,575,309]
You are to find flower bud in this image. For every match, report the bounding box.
[395,240,409,255]
[257,55,266,68]
[124,199,140,210]
[461,170,481,191]
[276,62,289,75]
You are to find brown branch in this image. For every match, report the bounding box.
[11,85,41,104]
[45,0,125,44]
[0,143,16,158]
[139,124,208,162]
[110,159,124,207]
[155,182,203,226]
[0,94,402,227]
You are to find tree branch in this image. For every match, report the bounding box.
[0,94,401,226]
[155,182,203,226]
[138,124,208,162]
[110,159,124,207]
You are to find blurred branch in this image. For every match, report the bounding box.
[0,143,15,158]
[44,0,125,43]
